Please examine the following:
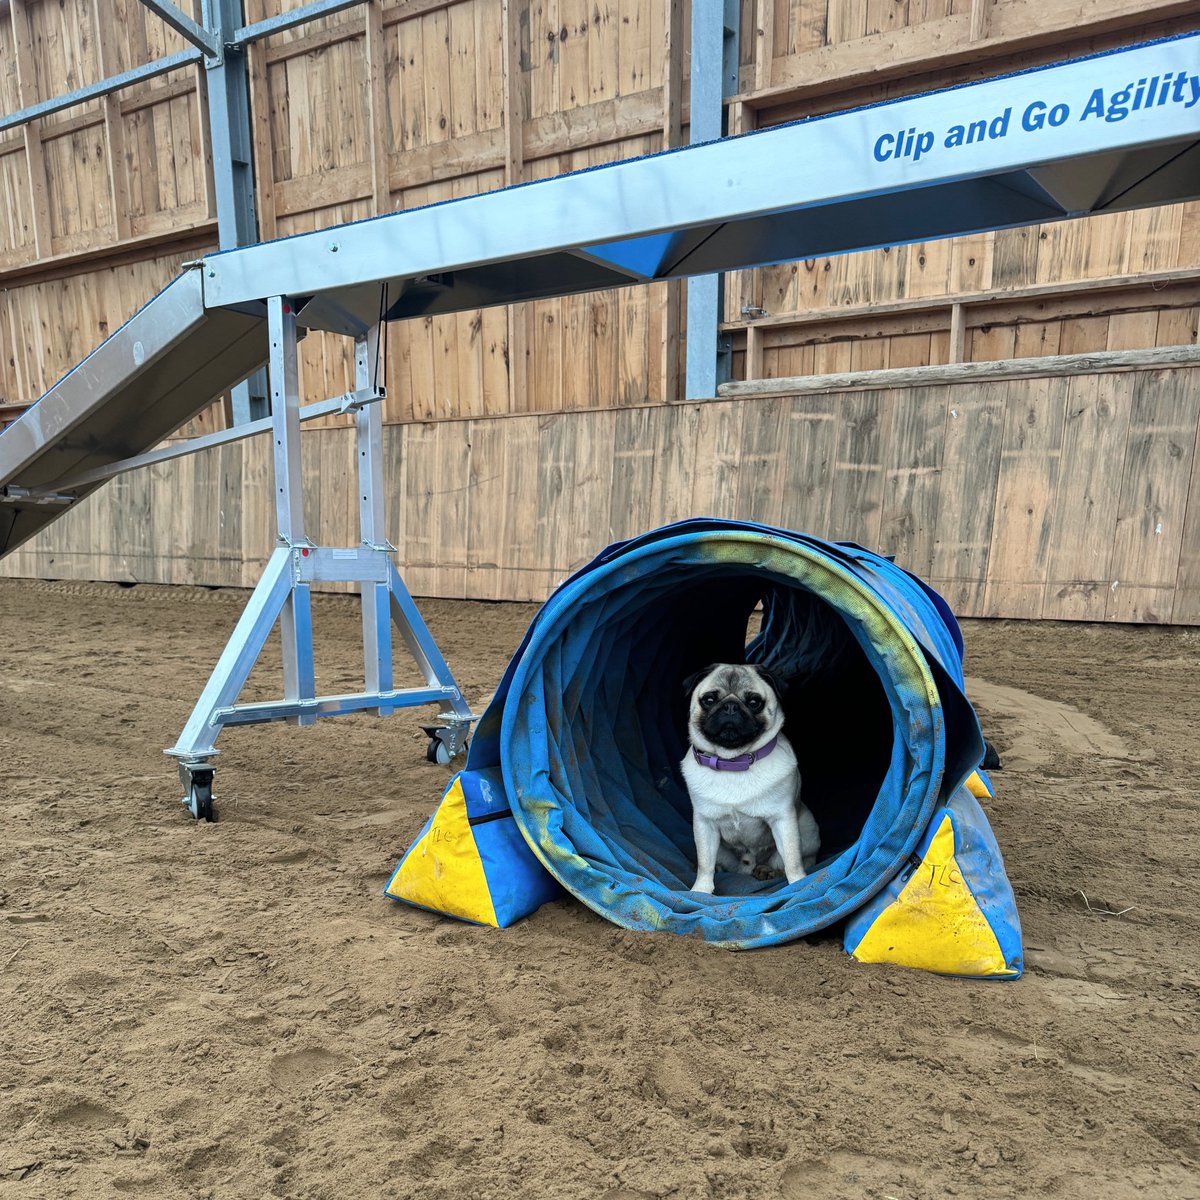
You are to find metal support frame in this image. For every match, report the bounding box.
[198,0,269,423]
[0,49,203,134]
[684,0,739,400]
[233,0,366,46]
[138,0,219,56]
[165,300,474,820]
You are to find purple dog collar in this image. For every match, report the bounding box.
[691,734,779,772]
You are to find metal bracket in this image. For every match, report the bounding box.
[0,487,75,506]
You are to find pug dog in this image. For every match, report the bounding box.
[680,663,820,895]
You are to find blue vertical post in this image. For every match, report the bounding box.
[685,0,739,400]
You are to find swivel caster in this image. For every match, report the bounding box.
[182,767,217,822]
[426,737,452,765]
[422,725,467,766]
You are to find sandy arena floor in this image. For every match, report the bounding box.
[0,578,1197,1199]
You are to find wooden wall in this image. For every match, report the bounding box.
[3,0,1200,621]
[5,364,1199,624]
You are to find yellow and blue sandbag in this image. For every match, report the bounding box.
[843,772,1023,979]
[385,766,563,928]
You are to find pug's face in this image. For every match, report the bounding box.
[684,663,786,753]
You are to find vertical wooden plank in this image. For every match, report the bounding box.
[567,407,617,571]
[734,396,788,526]
[401,419,438,596]
[465,416,507,599]
[1013,319,1062,360]
[928,381,1006,615]
[609,406,658,540]
[434,417,471,597]
[497,415,545,599]
[1058,315,1109,356]
[1039,373,1133,621]
[533,411,578,591]
[990,226,1038,290]
[1172,379,1200,624]
[980,376,1070,619]
[968,0,989,40]
[878,385,943,578]
[690,399,746,518]
[755,0,775,91]
[651,402,701,526]
[828,389,888,550]
[94,0,132,242]
[1157,307,1198,348]
[1107,369,1200,623]
[421,6,452,147]
[218,440,244,587]
[365,0,391,214]
[617,0,651,94]
[1106,311,1161,352]
[778,395,838,539]
[11,0,53,258]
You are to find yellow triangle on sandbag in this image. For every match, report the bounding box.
[385,777,499,927]
[851,814,1015,977]
[965,770,991,799]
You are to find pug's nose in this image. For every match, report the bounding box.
[721,700,739,715]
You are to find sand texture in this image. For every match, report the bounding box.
[1,579,1197,1199]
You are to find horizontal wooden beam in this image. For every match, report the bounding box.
[722,268,1200,343]
[262,0,464,65]
[714,345,1200,399]
[0,224,216,290]
[735,1,1200,111]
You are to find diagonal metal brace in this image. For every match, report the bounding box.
[136,0,220,57]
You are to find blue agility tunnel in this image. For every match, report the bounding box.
[388,519,1022,975]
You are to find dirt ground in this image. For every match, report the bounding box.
[0,577,1197,1200]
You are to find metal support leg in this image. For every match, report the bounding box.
[165,310,475,819]
[355,327,395,714]
[268,296,316,726]
[200,0,268,423]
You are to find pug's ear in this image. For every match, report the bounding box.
[752,665,788,700]
[682,665,717,698]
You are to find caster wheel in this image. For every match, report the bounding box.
[184,770,216,822]
[426,736,453,766]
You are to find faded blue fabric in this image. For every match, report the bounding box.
[464,519,989,949]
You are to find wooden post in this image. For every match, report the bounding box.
[949,302,967,363]
[502,0,528,412]
[11,0,54,259]
[745,323,764,380]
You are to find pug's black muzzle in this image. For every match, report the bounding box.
[700,701,764,750]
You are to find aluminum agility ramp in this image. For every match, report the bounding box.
[4,31,1199,550]
[1,31,1199,823]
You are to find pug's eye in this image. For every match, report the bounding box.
[699,692,719,709]
[745,694,764,712]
